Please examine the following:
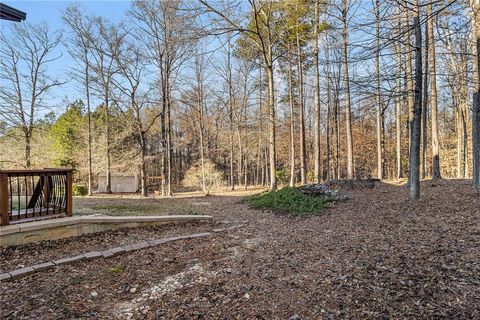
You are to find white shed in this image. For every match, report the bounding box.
[96,175,138,193]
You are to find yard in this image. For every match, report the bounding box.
[1,180,479,319]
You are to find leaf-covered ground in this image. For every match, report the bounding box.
[1,179,479,319]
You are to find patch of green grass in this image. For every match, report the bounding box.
[247,187,334,216]
[109,266,123,274]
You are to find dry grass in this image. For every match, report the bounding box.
[74,186,267,216]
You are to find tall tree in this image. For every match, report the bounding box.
[313,0,322,182]
[375,0,384,180]
[470,0,480,191]
[427,2,441,179]
[113,40,161,197]
[0,22,63,168]
[194,53,208,193]
[227,36,236,190]
[287,45,296,187]
[87,17,124,194]
[63,4,95,195]
[395,8,403,179]
[405,5,415,165]
[341,0,354,179]
[421,8,429,179]
[409,1,423,200]
[200,0,287,190]
[130,0,192,196]
[296,24,307,185]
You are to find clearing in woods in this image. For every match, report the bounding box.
[0,180,479,319]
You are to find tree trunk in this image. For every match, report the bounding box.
[473,93,480,192]
[236,122,243,187]
[396,25,403,179]
[428,3,441,179]
[471,1,480,191]
[199,107,206,194]
[422,16,429,179]
[405,8,414,162]
[140,135,147,197]
[375,0,383,180]
[326,39,332,181]
[470,1,480,92]
[105,94,111,194]
[313,0,322,183]
[166,74,173,197]
[244,101,248,190]
[266,63,277,190]
[335,89,341,179]
[228,39,235,191]
[297,33,307,185]
[457,82,468,179]
[258,65,264,186]
[409,14,423,201]
[288,47,296,187]
[342,0,354,179]
[25,131,31,168]
[85,55,93,196]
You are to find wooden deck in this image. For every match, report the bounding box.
[9,206,66,224]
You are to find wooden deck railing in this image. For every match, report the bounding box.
[0,169,73,226]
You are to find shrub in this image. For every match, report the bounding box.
[275,168,290,186]
[73,184,88,196]
[183,160,223,195]
[248,187,334,216]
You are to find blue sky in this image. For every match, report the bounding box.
[1,1,132,113]
[2,0,129,26]
[1,0,235,117]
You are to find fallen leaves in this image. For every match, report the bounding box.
[1,179,479,319]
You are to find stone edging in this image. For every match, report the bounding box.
[0,223,247,282]
[0,215,214,236]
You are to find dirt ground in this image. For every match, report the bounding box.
[1,180,479,319]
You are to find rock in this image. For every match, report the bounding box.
[9,267,35,279]
[289,314,301,320]
[244,293,250,299]
[90,291,98,297]
[297,183,351,201]
[130,287,137,293]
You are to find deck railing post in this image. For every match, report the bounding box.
[0,171,9,226]
[66,170,73,217]
[41,175,49,208]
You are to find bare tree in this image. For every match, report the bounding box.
[130,0,192,196]
[63,4,95,195]
[187,52,208,193]
[113,39,160,197]
[199,0,287,190]
[341,0,354,179]
[86,17,125,194]
[296,30,307,185]
[404,5,414,164]
[395,8,403,179]
[421,7,429,179]
[470,0,480,191]
[375,0,384,180]
[227,36,236,190]
[409,1,423,201]
[0,22,63,168]
[313,0,322,183]
[287,44,296,187]
[427,2,441,179]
